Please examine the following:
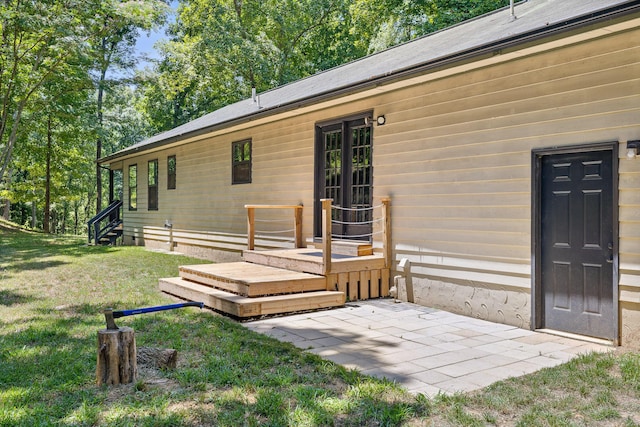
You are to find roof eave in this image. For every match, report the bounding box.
[99,0,640,166]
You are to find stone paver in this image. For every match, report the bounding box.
[243,299,613,397]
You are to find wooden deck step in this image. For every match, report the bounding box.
[306,239,373,256]
[179,262,327,297]
[243,248,386,275]
[243,249,325,275]
[331,241,373,256]
[160,277,345,318]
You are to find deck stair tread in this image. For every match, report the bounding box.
[179,262,327,297]
[331,240,373,256]
[242,248,385,275]
[306,240,374,256]
[160,276,345,318]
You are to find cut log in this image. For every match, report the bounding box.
[137,347,177,370]
[96,327,137,386]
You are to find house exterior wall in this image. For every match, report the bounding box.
[118,24,640,344]
[376,26,640,339]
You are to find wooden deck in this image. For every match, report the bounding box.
[160,247,390,318]
[178,262,327,297]
[159,200,391,318]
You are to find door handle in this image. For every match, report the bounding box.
[606,242,613,263]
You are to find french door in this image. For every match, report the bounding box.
[315,115,373,241]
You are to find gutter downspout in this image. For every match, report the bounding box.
[510,0,517,21]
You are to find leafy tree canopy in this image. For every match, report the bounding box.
[0,0,510,232]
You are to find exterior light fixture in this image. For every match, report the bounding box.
[627,140,640,159]
[376,115,386,126]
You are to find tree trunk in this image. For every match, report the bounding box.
[96,40,108,215]
[31,201,36,229]
[137,347,178,370]
[96,89,103,215]
[1,167,11,221]
[1,198,9,221]
[44,115,52,233]
[96,327,137,386]
[74,201,79,235]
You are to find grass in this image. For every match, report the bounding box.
[1,221,640,426]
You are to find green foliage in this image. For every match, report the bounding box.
[137,0,511,134]
[0,0,168,229]
[620,352,640,394]
[1,0,510,230]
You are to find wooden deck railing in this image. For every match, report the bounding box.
[321,197,391,275]
[245,204,304,250]
[246,197,391,276]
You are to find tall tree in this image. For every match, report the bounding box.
[351,0,510,52]
[139,0,510,134]
[91,0,168,213]
[7,57,93,233]
[0,0,96,186]
[138,0,365,133]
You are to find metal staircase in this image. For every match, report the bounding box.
[88,200,123,245]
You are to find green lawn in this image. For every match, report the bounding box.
[1,223,639,426]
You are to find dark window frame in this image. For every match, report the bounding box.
[167,155,176,190]
[232,139,252,184]
[128,164,137,211]
[148,159,158,211]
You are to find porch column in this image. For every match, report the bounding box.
[109,169,115,204]
[382,197,391,268]
[321,199,332,275]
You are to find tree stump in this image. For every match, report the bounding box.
[137,347,178,370]
[96,327,137,385]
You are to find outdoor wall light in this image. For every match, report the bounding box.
[376,115,386,125]
[627,140,640,159]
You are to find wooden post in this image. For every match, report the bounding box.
[96,327,137,385]
[247,206,255,250]
[321,199,332,275]
[294,206,303,248]
[382,197,392,269]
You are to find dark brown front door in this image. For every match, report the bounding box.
[315,116,373,241]
[538,148,616,340]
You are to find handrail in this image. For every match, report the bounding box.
[245,198,391,277]
[245,204,303,250]
[88,200,122,226]
[321,197,391,275]
[88,200,123,243]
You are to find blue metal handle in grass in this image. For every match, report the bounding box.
[113,302,204,318]
[104,302,204,330]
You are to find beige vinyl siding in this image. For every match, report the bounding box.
[372,27,640,293]
[122,114,319,245]
[620,155,640,304]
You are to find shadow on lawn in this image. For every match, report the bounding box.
[0,289,39,306]
[0,238,123,284]
[0,233,119,267]
[1,307,428,426]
